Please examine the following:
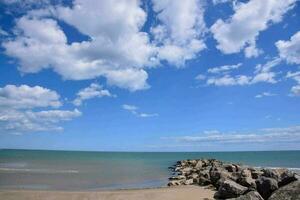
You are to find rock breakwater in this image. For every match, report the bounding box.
[168,159,299,199]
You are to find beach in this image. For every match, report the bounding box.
[0,186,215,200]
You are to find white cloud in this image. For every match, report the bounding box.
[73,83,114,106]
[165,125,300,144]
[122,104,138,111]
[0,108,81,134]
[286,71,300,82]
[195,74,206,81]
[212,0,233,5]
[255,92,277,98]
[286,71,300,96]
[251,57,281,84]
[0,84,81,134]
[276,31,300,64]
[291,85,300,96]
[211,0,297,57]
[0,27,9,36]
[122,104,158,118]
[151,0,207,66]
[3,1,155,91]
[202,58,281,86]
[207,75,251,86]
[2,0,209,91]
[0,84,61,109]
[207,63,242,74]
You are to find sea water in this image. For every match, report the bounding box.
[0,149,299,190]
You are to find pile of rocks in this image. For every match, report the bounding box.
[168,159,299,199]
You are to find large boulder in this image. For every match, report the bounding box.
[256,177,278,199]
[238,176,257,189]
[228,191,264,200]
[268,180,300,200]
[214,179,248,199]
[262,168,298,187]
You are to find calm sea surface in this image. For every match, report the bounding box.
[0,149,299,190]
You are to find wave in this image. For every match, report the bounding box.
[254,166,300,173]
[0,167,79,173]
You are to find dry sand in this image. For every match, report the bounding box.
[0,185,215,200]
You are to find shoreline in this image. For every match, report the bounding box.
[0,185,216,200]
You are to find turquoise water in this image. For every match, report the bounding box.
[0,149,299,190]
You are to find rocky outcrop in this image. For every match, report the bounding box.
[214,179,248,198]
[229,191,264,200]
[168,158,299,199]
[268,180,300,200]
[256,177,278,199]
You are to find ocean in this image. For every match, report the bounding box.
[0,149,299,191]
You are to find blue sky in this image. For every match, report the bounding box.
[0,0,300,151]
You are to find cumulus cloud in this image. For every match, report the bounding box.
[211,0,297,57]
[0,84,81,134]
[150,0,207,66]
[0,84,61,109]
[122,104,158,118]
[164,125,300,144]
[73,83,114,106]
[255,92,277,98]
[276,31,300,64]
[2,0,208,91]
[0,108,81,134]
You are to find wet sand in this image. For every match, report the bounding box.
[0,185,215,200]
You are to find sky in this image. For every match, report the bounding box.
[0,0,300,152]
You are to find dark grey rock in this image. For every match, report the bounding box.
[256,177,278,199]
[214,179,248,199]
[268,180,300,200]
[228,191,264,200]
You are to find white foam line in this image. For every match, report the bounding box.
[0,168,79,173]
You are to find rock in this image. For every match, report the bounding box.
[195,160,203,169]
[183,179,194,185]
[198,176,211,186]
[168,175,186,180]
[263,168,298,187]
[228,191,264,200]
[278,170,298,187]
[174,166,181,172]
[268,180,300,200]
[187,159,197,166]
[181,167,193,175]
[238,176,257,189]
[256,177,278,199]
[251,169,264,179]
[199,169,210,179]
[167,180,183,186]
[189,173,198,179]
[241,169,252,177]
[224,164,237,172]
[214,179,248,199]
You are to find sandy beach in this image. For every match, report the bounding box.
[0,186,215,200]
